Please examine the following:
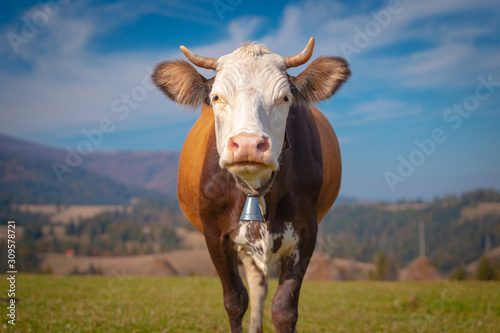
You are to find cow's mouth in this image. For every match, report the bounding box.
[229,162,278,197]
[227,162,268,175]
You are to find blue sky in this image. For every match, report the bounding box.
[1,0,499,201]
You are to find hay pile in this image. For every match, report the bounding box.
[304,252,341,280]
[304,252,375,281]
[465,246,500,279]
[399,256,443,281]
[147,257,178,276]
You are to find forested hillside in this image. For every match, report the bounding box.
[0,199,184,272]
[2,188,499,275]
[321,189,500,272]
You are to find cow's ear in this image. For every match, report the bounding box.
[152,59,212,108]
[289,56,351,104]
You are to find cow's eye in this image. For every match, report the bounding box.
[280,95,291,104]
[211,95,220,103]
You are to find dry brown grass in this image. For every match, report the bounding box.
[460,202,500,221]
[40,248,215,276]
[39,227,215,276]
[175,227,206,249]
[16,204,131,224]
[17,204,59,215]
[382,203,428,212]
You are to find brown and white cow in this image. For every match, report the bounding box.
[152,38,350,333]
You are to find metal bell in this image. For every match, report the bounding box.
[240,195,263,222]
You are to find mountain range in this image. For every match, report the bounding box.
[0,133,179,204]
[0,133,358,205]
[0,133,179,193]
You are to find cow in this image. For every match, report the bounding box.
[152,37,350,333]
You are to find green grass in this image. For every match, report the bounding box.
[1,275,499,332]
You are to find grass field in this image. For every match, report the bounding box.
[1,275,499,332]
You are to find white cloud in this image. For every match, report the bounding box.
[345,99,421,125]
[0,1,209,138]
[372,43,476,88]
[337,135,361,145]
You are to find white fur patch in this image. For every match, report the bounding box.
[233,221,299,276]
[241,254,267,333]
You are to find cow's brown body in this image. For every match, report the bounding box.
[178,103,341,332]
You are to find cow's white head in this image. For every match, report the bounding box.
[153,38,350,189]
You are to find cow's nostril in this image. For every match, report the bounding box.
[229,138,239,151]
[256,137,270,152]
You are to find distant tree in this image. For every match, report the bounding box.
[385,254,399,281]
[87,263,103,275]
[113,239,125,256]
[371,252,393,280]
[24,224,43,240]
[80,243,91,256]
[17,240,40,272]
[49,224,55,236]
[160,226,180,251]
[477,256,496,281]
[450,266,467,280]
[66,221,76,236]
[69,266,81,275]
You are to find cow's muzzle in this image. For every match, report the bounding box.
[222,133,277,178]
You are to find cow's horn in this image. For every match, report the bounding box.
[284,37,315,68]
[179,45,218,70]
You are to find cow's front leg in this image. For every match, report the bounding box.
[272,223,317,333]
[205,230,248,333]
[271,276,301,333]
[241,253,268,333]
